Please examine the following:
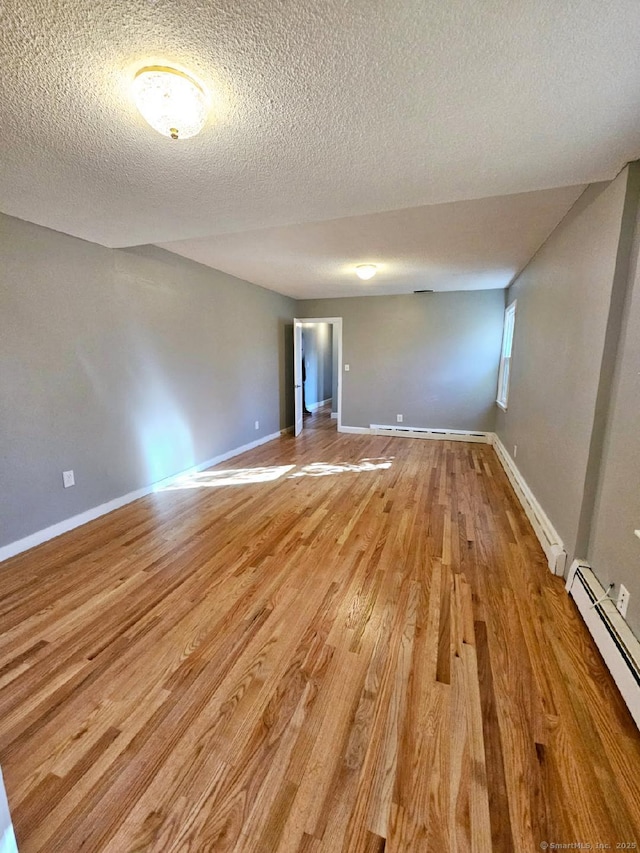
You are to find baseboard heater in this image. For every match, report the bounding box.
[566,561,640,730]
[369,424,490,443]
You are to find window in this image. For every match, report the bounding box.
[496,300,516,410]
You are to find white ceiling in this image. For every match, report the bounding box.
[158,186,585,298]
[1,0,639,294]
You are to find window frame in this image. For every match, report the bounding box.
[496,300,517,411]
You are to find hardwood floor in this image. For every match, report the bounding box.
[0,417,638,852]
[302,403,337,432]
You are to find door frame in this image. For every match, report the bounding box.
[293,317,343,433]
[293,319,303,436]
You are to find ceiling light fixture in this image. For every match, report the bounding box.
[355,264,378,280]
[132,66,209,140]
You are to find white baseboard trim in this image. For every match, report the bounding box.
[0,427,290,564]
[566,561,640,730]
[370,424,491,443]
[307,398,332,412]
[338,425,370,435]
[491,434,567,575]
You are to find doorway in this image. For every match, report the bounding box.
[293,317,343,436]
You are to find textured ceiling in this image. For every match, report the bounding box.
[1,0,639,252]
[158,185,585,298]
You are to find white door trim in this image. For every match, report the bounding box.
[293,319,304,436]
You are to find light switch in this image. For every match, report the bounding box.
[344,364,350,371]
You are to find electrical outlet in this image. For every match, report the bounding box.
[616,584,630,619]
[513,444,518,458]
[62,470,75,488]
[255,420,259,430]
[344,364,350,372]
[397,414,403,423]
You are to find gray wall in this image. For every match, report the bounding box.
[301,322,332,407]
[297,290,504,431]
[587,196,640,636]
[495,170,630,561]
[0,213,295,548]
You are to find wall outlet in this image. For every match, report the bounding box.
[62,470,75,488]
[513,444,518,458]
[344,364,350,372]
[616,584,630,619]
[397,414,403,423]
[254,420,259,430]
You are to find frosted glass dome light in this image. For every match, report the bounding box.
[132,66,208,140]
[355,264,378,280]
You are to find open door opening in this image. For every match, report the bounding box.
[293,319,304,437]
[293,317,343,436]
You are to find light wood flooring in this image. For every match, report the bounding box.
[0,408,639,851]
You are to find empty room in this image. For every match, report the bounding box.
[1,1,640,851]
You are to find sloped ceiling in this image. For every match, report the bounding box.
[159,186,586,298]
[1,0,638,294]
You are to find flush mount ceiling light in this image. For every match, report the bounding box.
[355,264,378,280]
[132,66,208,140]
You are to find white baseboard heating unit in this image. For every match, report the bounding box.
[566,561,640,730]
[369,425,490,443]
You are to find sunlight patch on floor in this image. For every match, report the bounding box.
[160,457,394,490]
[161,465,296,489]
[287,457,394,478]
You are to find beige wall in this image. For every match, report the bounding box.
[0,214,295,548]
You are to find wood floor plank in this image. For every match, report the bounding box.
[0,405,638,852]
[475,619,515,852]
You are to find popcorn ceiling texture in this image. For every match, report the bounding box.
[1,0,640,250]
